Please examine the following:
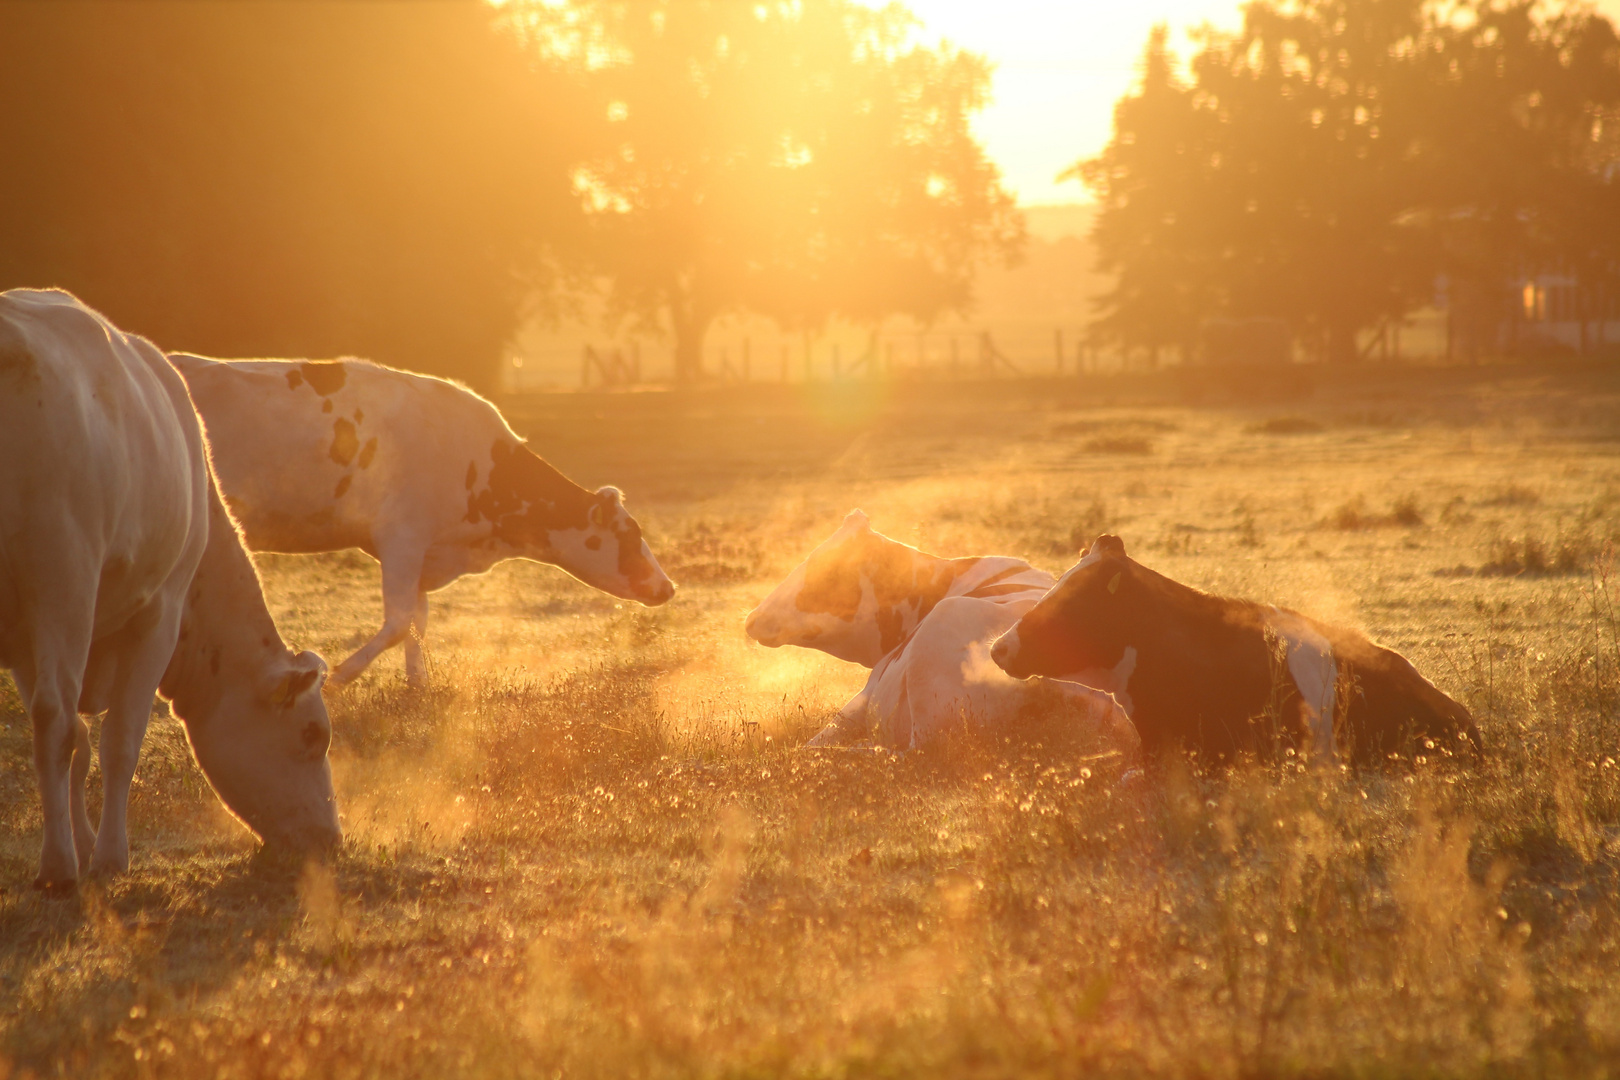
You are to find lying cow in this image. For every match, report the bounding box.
[746,511,1138,755]
[991,535,1482,763]
[170,354,676,687]
[0,289,341,891]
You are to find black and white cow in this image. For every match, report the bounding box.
[747,512,1138,755]
[0,290,341,891]
[991,535,1482,764]
[170,354,675,687]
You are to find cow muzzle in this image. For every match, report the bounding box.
[990,630,1026,677]
[637,577,676,606]
[743,609,778,647]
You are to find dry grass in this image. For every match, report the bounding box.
[4,363,1620,1078]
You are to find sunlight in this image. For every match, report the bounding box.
[892,0,1245,202]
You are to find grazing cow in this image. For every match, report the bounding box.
[170,354,676,687]
[991,535,1482,764]
[0,289,341,891]
[746,512,1138,755]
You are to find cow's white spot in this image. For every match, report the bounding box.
[1066,645,1137,717]
[1267,608,1337,761]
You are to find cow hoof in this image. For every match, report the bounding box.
[31,876,78,898]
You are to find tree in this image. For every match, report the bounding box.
[1418,3,1620,356]
[500,0,1022,382]
[1075,0,1620,364]
[0,1,585,391]
[1072,26,1219,363]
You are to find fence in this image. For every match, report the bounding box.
[529,328,1140,391]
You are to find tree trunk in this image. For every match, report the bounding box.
[1327,323,1358,364]
[671,306,712,385]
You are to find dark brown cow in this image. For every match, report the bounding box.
[990,536,1481,764]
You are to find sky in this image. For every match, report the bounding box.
[898,0,1620,207]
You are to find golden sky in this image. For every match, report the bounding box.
[898,0,1620,206]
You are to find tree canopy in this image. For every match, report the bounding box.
[500,0,1023,382]
[1078,0,1620,362]
[0,0,584,391]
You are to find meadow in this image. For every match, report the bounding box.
[3,360,1619,1079]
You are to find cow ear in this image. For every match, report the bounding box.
[269,652,326,707]
[588,501,606,527]
[1092,534,1126,558]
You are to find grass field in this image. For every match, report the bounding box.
[3,361,1620,1078]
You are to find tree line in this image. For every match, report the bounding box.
[1078,0,1620,364]
[0,0,1018,391]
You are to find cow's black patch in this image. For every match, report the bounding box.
[358,438,378,469]
[334,476,351,499]
[585,535,602,550]
[322,400,333,414]
[465,461,477,490]
[299,361,347,397]
[464,438,592,542]
[330,419,359,466]
[286,369,303,391]
[355,408,364,424]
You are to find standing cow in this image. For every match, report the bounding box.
[170,354,675,687]
[0,290,341,891]
[746,511,1137,755]
[991,535,1482,763]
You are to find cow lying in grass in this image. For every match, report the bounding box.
[171,354,675,687]
[746,511,1138,755]
[0,290,341,891]
[991,535,1482,764]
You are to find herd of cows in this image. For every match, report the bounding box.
[0,289,1480,893]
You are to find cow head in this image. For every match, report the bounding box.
[183,648,343,854]
[745,510,927,666]
[992,535,1133,680]
[548,486,675,607]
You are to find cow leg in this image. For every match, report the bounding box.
[330,547,428,687]
[89,602,178,876]
[89,679,167,877]
[403,589,430,688]
[24,663,90,892]
[68,717,95,872]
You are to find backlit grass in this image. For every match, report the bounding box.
[3,363,1619,1078]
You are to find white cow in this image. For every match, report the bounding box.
[0,289,341,891]
[745,511,1138,755]
[170,354,676,687]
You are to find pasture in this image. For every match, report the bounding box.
[3,362,1620,1078]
